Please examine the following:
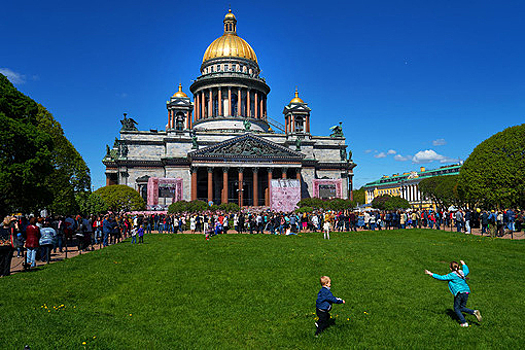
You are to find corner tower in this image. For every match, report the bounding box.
[190,9,271,132]
[283,88,311,134]
[167,83,193,131]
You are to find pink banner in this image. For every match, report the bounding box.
[270,179,301,212]
[147,177,183,206]
[312,179,343,199]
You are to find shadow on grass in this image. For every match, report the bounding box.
[445,309,480,326]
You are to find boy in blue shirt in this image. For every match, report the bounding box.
[315,276,345,336]
[425,260,482,327]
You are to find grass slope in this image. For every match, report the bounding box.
[1,230,524,349]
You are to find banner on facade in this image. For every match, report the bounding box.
[270,179,301,212]
[147,177,183,207]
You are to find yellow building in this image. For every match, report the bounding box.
[363,164,461,209]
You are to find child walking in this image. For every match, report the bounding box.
[137,225,144,244]
[425,260,482,327]
[315,276,345,336]
[131,227,137,244]
[323,213,332,240]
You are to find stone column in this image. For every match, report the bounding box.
[208,89,213,117]
[296,169,301,181]
[237,88,241,116]
[207,167,213,204]
[228,87,232,117]
[196,94,200,120]
[201,91,205,119]
[188,111,192,129]
[218,88,222,116]
[253,167,259,206]
[291,115,295,133]
[260,96,264,119]
[247,89,251,117]
[191,167,198,201]
[222,168,229,204]
[306,117,310,133]
[238,168,244,207]
[266,168,273,206]
[254,91,258,119]
[282,168,288,179]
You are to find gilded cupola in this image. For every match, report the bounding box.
[202,9,258,63]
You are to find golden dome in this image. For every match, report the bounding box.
[290,88,304,103]
[172,83,188,98]
[202,10,258,64]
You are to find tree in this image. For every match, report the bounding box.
[419,175,461,209]
[36,104,91,214]
[458,124,525,208]
[0,75,54,217]
[0,74,91,217]
[352,188,365,205]
[371,195,410,210]
[94,185,145,212]
[77,192,108,215]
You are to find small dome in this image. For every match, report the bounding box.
[290,88,304,103]
[172,83,188,98]
[224,9,236,22]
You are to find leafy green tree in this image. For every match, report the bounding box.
[37,104,91,214]
[371,195,410,210]
[0,74,91,217]
[419,175,461,209]
[458,124,525,208]
[94,185,145,212]
[352,188,365,205]
[77,192,108,215]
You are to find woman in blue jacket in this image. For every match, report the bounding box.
[425,260,482,327]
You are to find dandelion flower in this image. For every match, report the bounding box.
[93,336,96,339]
[82,342,86,345]
[129,314,132,316]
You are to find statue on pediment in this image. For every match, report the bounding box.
[330,121,344,138]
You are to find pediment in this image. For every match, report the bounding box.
[189,133,304,160]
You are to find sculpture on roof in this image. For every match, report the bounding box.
[120,113,138,131]
[330,121,344,138]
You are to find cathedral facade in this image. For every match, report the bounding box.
[103,10,355,209]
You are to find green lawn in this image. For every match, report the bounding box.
[1,230,524,349]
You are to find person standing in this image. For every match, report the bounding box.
[25,217,40,269]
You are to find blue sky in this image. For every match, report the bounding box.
[2,0,525,190]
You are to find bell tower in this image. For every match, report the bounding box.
[167,83,193,131]
[283,88,311,134]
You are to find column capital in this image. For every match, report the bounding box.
[207,167,214,173]
[238,167,244,173]
[190,167,198,173]
[267,168,273,174]
[222,167,229,173]
[252,167,259,173]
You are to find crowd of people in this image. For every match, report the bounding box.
[0,207,522,276]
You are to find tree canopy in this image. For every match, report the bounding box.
[419,175,461,209]
[0,74,91,217]
[94,185,145,212]
[352,188,365,205]
[458,124,525,209]
[371,195,411,210]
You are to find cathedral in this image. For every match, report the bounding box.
[103,9,356,209]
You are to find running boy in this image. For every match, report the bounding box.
[315,276,345,336]
[425,260,482,327]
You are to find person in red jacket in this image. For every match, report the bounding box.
[25,217,40,269]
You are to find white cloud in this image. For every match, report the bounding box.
[116,92,128,98]
[364,149,373,154]
[374,152,387,158]
[394,154,410,161]
[432,138,447,146]
[0,68,26,84]
[412,149,456,164]
[387,149,397,155]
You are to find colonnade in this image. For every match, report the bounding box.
[401,183,421,203]
[167,110,192,130]
[193,87,266,121]
[190,166,301,207]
